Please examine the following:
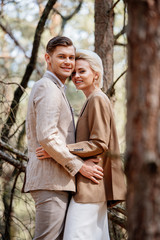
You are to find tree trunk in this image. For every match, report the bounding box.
[94,0,114,93]
[125,0,160,239]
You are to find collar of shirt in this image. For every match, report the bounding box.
[46,70,67,92]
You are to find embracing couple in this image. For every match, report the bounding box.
[23,36,126,240]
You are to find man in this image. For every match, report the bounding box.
[24,36,103,240]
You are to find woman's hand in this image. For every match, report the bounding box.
[36,147,51,160]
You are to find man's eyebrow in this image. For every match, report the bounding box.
[57,53,75,56]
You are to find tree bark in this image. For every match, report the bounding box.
[94,0,114,93]
[125,0,160,239]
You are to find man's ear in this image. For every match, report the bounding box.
[45,53,51,64]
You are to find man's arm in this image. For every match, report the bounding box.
[34,80,103,180]
[33,80,83,176]
[79,158,103,184]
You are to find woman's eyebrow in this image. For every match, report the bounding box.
[76,67,85,70]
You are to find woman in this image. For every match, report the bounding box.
[36,50,126,239]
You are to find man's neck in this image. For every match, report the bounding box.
[46,70,65,87]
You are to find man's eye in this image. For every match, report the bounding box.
[70,57,75,60]
[59,56,64,58]
[80,70,85,73]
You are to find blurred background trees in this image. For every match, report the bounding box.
[125,0,160,239]
[0,0,127,239]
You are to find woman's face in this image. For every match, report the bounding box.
[71,59,98,97]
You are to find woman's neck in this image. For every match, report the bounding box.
[83,87,100,98]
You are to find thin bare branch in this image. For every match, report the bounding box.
[53,0,83,21]
[114,25,127,41]
[4,171,20,240]
[113,69,127,88]
[0,150,26,171]
[11,215,33,239]
[0,22,29,59]
[114,41,127,47]
[112,205,127,216]
[107,69,127,97]
[0,21,43,76]
[53,0,83,34]
[0,80,26,90]
[0,139,28,161]
[1,0,57,142]
[108,210,127,229]
[107,0,121,14]
[8,120,25,140]
[0,54,13,59]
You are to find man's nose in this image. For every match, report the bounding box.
[64,58,71,64]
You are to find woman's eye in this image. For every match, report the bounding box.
[80,70,85,73]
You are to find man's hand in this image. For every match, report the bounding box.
[79,158,103,184]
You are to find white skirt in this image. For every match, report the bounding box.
[63,198,110,240]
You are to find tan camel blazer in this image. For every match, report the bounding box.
[24,72,83,193]
[67,89,126,204]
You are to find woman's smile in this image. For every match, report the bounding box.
[74,80,83,85]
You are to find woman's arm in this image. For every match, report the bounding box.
[35,147,104,184]
[67,95,112,158]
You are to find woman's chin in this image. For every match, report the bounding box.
[75,86,83,91]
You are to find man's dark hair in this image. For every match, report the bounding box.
[46,36,74,54]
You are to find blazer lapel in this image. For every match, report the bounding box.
[60,87,71,109]
[77,89,101,121]
[76,99,89,126]
[76,90,98,126]
[43,72,71,110]
[43,72,75,130]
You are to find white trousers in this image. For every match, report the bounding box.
[63,198,110,240]
[31,190,69,240]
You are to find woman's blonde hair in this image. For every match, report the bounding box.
[75,49,104,88]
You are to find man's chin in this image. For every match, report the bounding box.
[63,72,72,78]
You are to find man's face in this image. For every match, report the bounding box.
[45,45,75,83]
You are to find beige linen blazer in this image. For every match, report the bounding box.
[68,89,126,203]
[24,72,83,193]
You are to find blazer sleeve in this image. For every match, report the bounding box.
[67,95,111,158]
[34,80,83,176]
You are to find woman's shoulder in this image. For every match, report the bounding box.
[87,90,113,116]
[89,89,110,105]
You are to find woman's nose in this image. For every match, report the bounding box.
[74,72,80,78]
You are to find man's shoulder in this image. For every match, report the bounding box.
[28,76,60,103]
[34,75,58,90]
